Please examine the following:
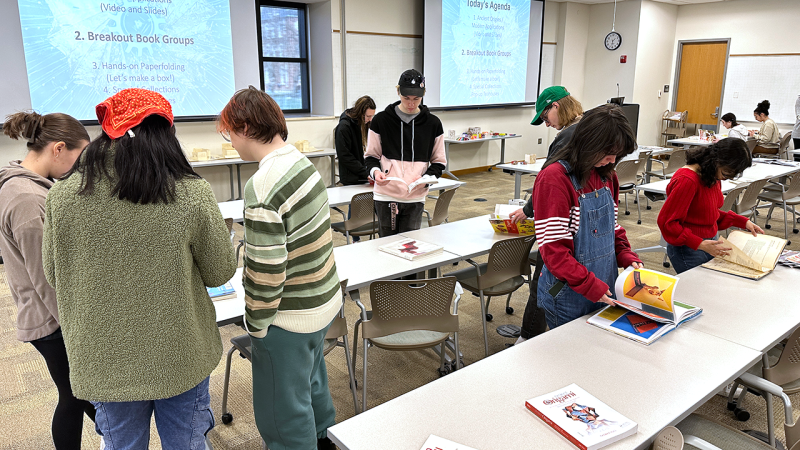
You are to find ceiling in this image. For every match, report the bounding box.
[546,0,730,4]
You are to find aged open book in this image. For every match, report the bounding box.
[701,230,787,280]
[384,174,439,193]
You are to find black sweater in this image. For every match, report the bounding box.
[335,111,369,185]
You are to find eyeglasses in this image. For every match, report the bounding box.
[541,104,555,125]
[220,130,231,142]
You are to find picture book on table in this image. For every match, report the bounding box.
[778,250,800,269]
[419,435,478,450]
[488,204,535,235]
[586,267,702,345]
[378,238,444,261]
[525,383,637,450]
[206,282,236,301]
[700,231,787,280]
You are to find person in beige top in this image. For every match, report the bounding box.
[0,111,94,449]
[750,100,780,154]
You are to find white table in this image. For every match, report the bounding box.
[218,178,465,222]
[401,215,522,259]
[214,267,245,326]
[667,137,715,149]
[496,159,546,199]
[327,318,761,450]
[444,135,522,179]
[680,265,800,353]
[192,148,337,201]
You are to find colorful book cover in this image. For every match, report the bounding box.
[587,306,671,345]
[378,238,444,260]
[207,282,236,300]
[525,384,637,450]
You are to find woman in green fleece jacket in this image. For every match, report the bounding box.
[42,89,237,450]
[0,111,93,450]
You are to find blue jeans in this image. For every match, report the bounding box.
[91,377,213,450]
[666,242,714,274]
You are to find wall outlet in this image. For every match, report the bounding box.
[664,85,669,93]
[537,138,543,144]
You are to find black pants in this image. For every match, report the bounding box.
[794,138,800,159]
[374,201,425,237]
[30,329,96,450]
[520,251,548,340]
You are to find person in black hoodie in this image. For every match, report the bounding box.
[365,69,446,237]
[335,95,376,185]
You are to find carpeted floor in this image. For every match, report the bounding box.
[1,168,799,449]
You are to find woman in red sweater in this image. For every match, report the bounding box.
[657,138,762,274]
[534,105,643,329]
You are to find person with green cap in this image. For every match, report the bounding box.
[508,86,583,345]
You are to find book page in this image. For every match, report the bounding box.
[587,306,672,345]
[614,267,680,322]
[723,231,786,271]
[702,257,769,280]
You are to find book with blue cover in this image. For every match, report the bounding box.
[207,282,236,301]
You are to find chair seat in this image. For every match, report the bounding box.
[450,263,527,295]
[619,182,636,192]
[330,221,378,236]
[322,338,338,356]
[369,330,449,350]
[231,334,252,360]
[676,414,774,449]
[744,345,800,394]
[757,191,800,206]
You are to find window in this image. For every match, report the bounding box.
[257,1,310,112]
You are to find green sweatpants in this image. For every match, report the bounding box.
[251,322,336,450]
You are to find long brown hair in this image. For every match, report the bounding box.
[3,111,89,152]
[544,104,637,188]
[345,95,376,148]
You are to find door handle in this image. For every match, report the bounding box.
[711,106,719,118]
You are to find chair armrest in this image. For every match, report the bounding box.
[737,372,794,426]
[331,206,347,222]
[453,281,463,314]
[684,436,723,450]
[423,210,431,220]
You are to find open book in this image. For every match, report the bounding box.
[586,267,702,345]
[488,204,535,235]
[207,282,237,301]
[384,174,438,193]
[526,383,637,450]
[701,231,787,280]
[378,238,444,261]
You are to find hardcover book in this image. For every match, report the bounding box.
[525,383,637,450]
[378,238,444,261]
[207,282,236,301]
[489,204,535,235]
[701,231,787,280]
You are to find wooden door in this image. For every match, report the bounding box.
[675,42,728,126]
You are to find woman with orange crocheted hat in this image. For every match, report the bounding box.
[43,88,237,450]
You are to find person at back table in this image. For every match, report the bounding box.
[750,100,780,154]
[336,95,376,185]
[657,138,763,274]
[507,85,584,344]
[793,94,800,152]
[719,113,748,141]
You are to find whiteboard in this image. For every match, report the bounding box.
[722,55,800,124]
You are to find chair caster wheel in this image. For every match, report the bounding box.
[637,220,641,224]
[794,229,799,234]
[506,306,514,315]
[437,367,451,377]
[471,292,479,297]
[222,413,233,425]
[486,313,493,322]
[488,167,493,172]
[646,206,652,210]
[624,211,630,215]
[663,262,671,268]
[449,358,465,371]
[733,408,750,422]
[765,224,772,229]
[727,401,737,411]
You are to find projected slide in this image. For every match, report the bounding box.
[440,0,530,107]
[17,0,235,120]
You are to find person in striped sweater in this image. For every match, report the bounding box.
[218,87,341,450]
[533,105,643,329]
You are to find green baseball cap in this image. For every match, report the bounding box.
[531,86,570,125]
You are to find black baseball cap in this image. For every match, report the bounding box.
[398,69,426,97]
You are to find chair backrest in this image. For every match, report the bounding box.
[477,235,537,290]
[332,125,338,149]
[363,277,459,339]
[781,172,800,200]
[634,151,652,177]
[763,326,800,387]
[429,187,459,226]
[732,178,769,215]
[720,185,747,212]
[614,159,640,187]
[779,132,793,160]
[652,426,684,450]
[344,192,375,231]
[746,138,758,153]
[665,149,688,175]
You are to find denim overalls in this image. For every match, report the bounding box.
[537,161,619,329]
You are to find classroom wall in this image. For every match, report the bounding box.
[632,1,678,146]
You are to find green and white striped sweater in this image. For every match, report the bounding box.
[243,144,342,338]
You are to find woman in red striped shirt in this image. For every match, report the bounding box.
[657,138,762,273]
